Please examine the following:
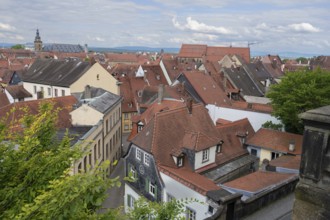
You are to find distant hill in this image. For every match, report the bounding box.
[251,50,324,59]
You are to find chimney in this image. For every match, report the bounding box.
[187,98,193,114]
[84,85,91,99]
[289,140,295,152]
[158,84,164,104]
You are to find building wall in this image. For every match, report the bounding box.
[73,121,104,174]
[195,146,217,170]
[70,105,103,126]
[23,82,70,101]
[70,62,119,95]
[206,104,282,131]
[124,144,163,203]
[160,172,215,220]
[122,112,136,133]
[103,103,122,174]
[124,183,141,213]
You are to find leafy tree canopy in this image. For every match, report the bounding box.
[0,102,119,219]
[11,44,25,49]
[267,68,330,133]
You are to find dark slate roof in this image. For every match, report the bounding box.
[222,67,264,97]
[56,126,93,146]
[43,43,85,53]
[247,62,274,81]
[87,92,122,114]
[72,86,108,101]
[203,154,258,182]
[21,59,91,87]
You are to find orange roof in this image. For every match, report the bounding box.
[247,128,303,155]
[206,46,250,63]
[178,44,207,58]
[132,104,221,169]
[223,171,297,192]
[183,71,230,106]
[269,155,301,170]
[0,96,77,132]
[215,118,255,165]
[159,165,220,195]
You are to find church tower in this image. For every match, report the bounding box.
[34,29,43,52]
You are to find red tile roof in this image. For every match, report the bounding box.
[246,128,303,155]
[0,92,10,108]
[206,46,250,63]
[223,171,297,192]
[159,165,221,195]
[132,103,221,169]
[0,96,77,133]
[222,101,273,114]
[183,71,231,106]
[5,85,32,99]
[178,44,207,58]
[269,155,301,170]
[215,118,255,166]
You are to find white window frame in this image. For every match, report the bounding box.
[149,182,156,196]
[130,165,137,179]
[202,149,209,162]
[144,153,150,166]
[127,194,135,208]
[186,207,196,220]
[136,148,142,161]
[216,144,222,153]
[177,156,183,167]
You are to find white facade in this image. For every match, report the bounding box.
[70,104,103,126]
[206,104,282,131]
[195,146,217,170]
[124,184,141,213]
[160,172,216,219]
[22,81,70,101]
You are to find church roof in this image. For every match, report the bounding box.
[43,43,85,53]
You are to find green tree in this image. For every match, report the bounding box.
[0,102,120,219]
[295,57,308,64]
[262,121,283,131]
[127,197,186,220]
[267,68,330,133]
[11,44,25,49]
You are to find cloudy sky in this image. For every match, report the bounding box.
[1,0,329,55]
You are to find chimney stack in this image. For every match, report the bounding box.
[84,85,91,99]
[158,84,164,104]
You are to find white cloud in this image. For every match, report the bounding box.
[94,37,105,42]
[172,17,234,35]
[0,23,16,31]
[288,23,320,33]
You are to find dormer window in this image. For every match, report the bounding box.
[216,141,224,153]
[202,149,209,163]
[137,121,144,132]
[177,156,184,167]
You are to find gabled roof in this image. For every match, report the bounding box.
[222,171,297,193]
[21,59,91,87]
[87,92,122,114]
[106,53,139,63]
[269,155,301,170]
[159,165,221,196]
[132,103,220,168]
[215,118,255,166]
[178,44,207,58]
[5,85,32,99]
[181,71,231,106]
[222,67,264,97]
[246,128,303,155]
[43,44,85,53]
[0,96,77,132]
[206,46,250,63]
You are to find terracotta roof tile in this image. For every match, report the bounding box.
[269,155,301,170]
[215,118,255,165]
[159,165,220,195]
[5,85,32,99]
[0,96,77,133]
[183,71,231,106]
[178,44,207,58]
[0,92,10,108]
[246,128,303,155]
[223,171,297,192]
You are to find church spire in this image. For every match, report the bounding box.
[34,29,43,52]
